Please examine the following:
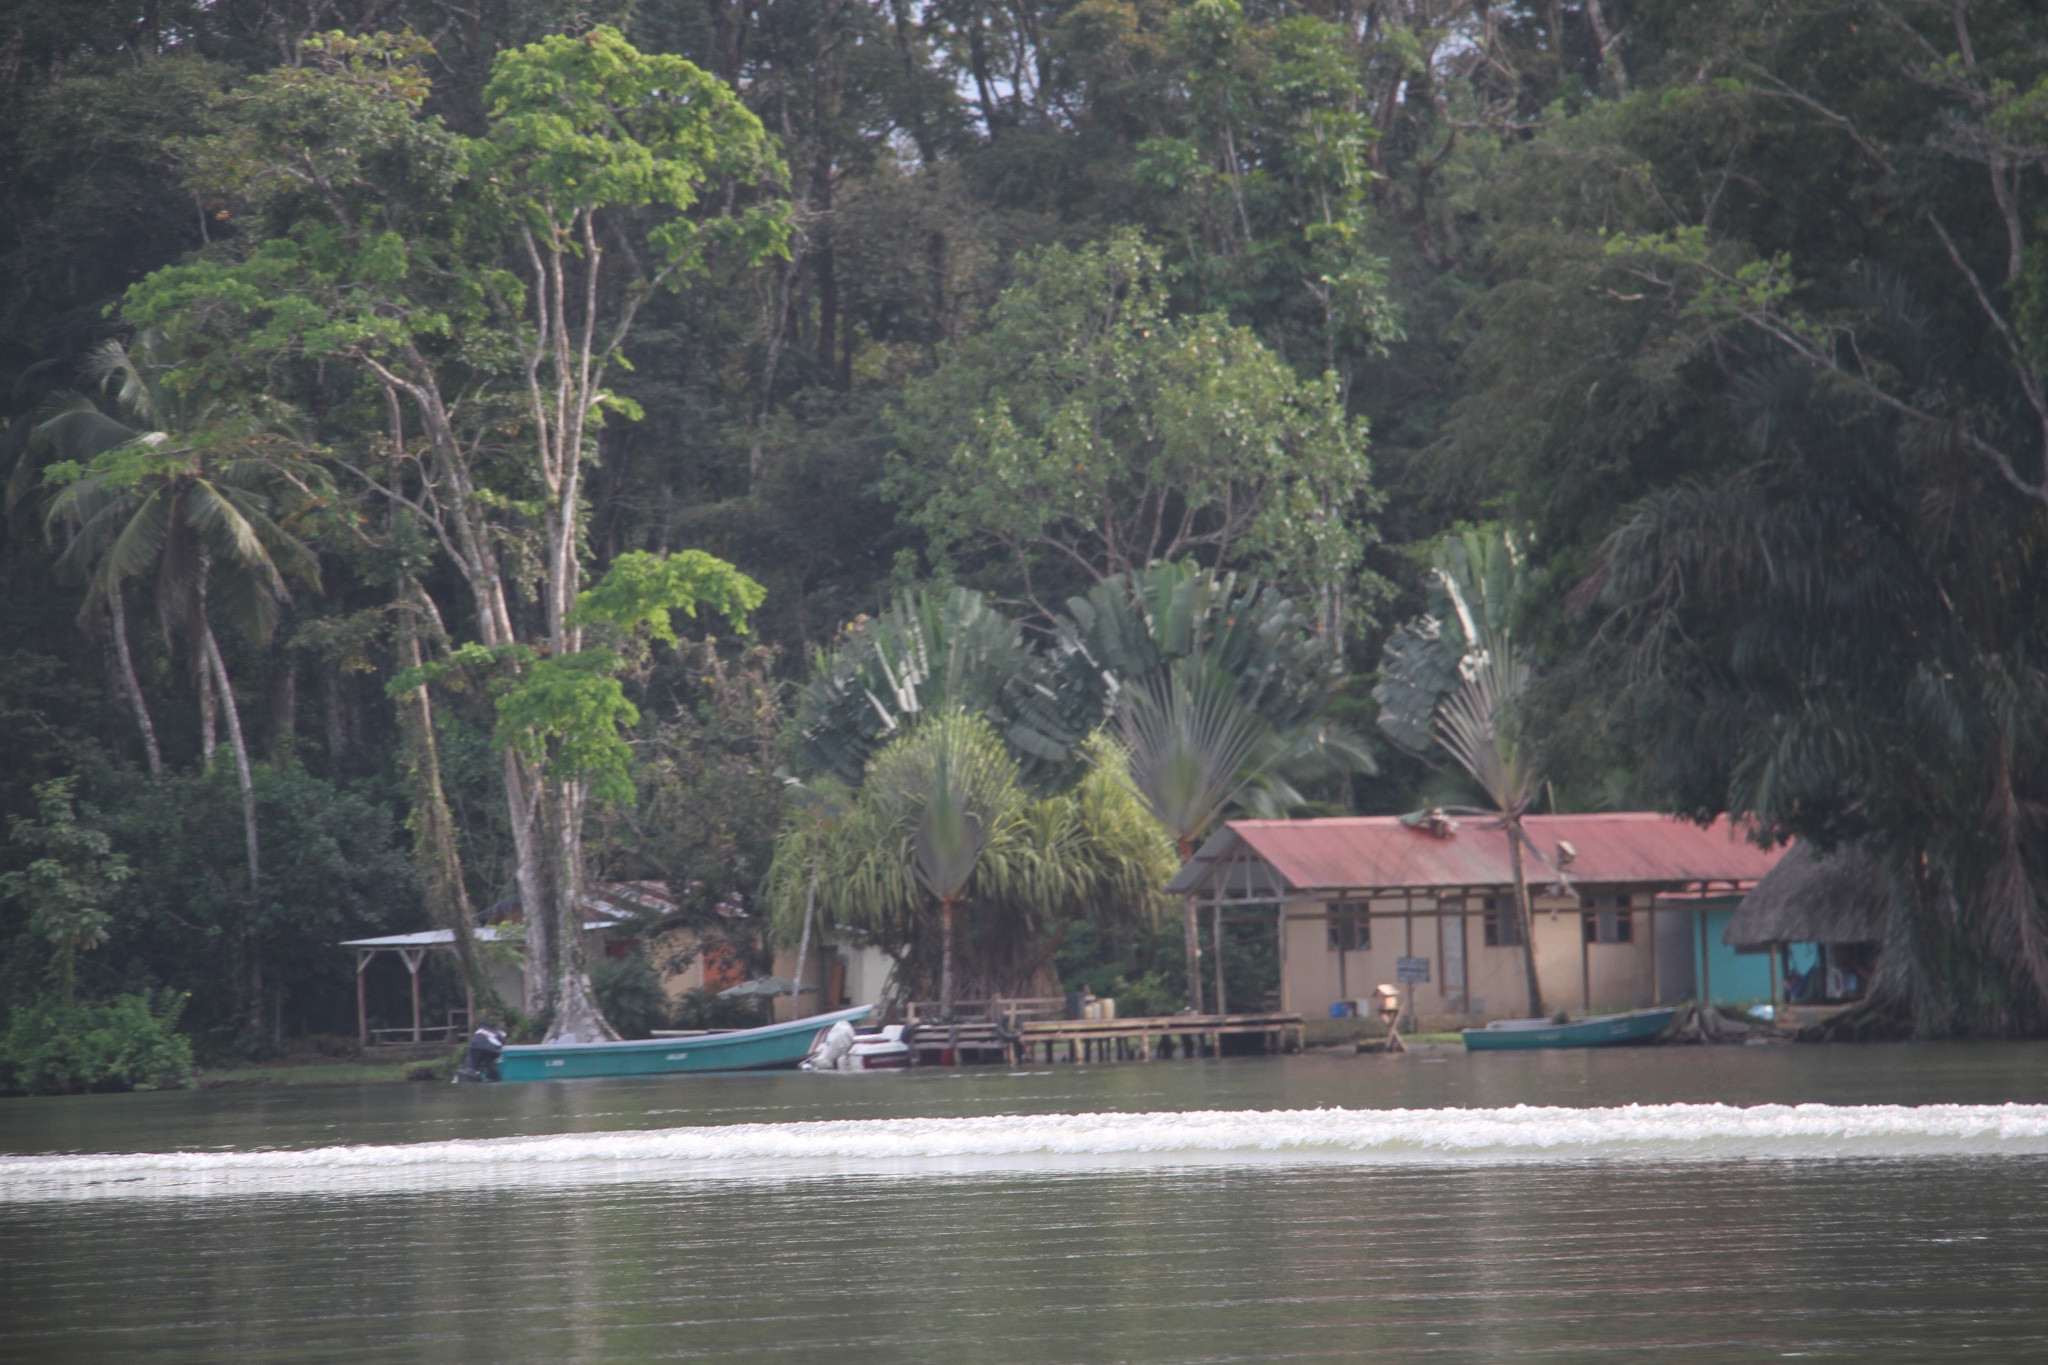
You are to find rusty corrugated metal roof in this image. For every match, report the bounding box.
[1166,813,1782,896]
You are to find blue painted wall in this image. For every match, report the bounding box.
[1694,906,1773,1004]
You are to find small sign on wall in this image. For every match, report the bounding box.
[1396,956,1430,984]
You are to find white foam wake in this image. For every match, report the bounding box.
[6,1104,2047,1201]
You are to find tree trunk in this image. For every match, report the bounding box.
[394,593,502,1022]
[545,775,615,1043]
[322,665,347,779]
[1508,823,1545,1018]
[199,599,262,1041]
[1176,835,1204,1013]
[939,893,959,1020]
[197,643,217,762]
[507,752,552,1023]
[107,585,162,776]
[200,615,259,896]
[791,853,820,1020]
[270,658,296,759]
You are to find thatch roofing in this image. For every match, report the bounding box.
[1723,840,1883,948]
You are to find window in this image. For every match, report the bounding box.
[1582,903,1634,944]
[1580,893,1633,943]
[1481,897,1523,947]
[1327,903,1370,952]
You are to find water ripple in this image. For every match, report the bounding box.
[7,1102,2048,1201]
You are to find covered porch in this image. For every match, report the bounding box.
[340,927,517,1047]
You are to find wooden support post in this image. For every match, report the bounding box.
[356,949,371,1049]
[1650,902,1660,1006]
[402,948,424,1043]
[1212,897,1227,1019]
[1581,913,1591,1013]
[1699,908,1712,1005]
[1404,897,1415,1032]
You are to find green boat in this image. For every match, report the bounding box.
[498,1004,875,1081]
[1460,1006,1678,1052]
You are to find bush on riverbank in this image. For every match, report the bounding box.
[0,991,196,1094]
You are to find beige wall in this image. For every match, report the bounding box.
[1283,887,1671,1024]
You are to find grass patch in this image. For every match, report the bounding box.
[197,1061,416,1088]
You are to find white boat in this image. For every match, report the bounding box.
[803,1021,912,1071]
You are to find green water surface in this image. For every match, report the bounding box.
[4,1043,2047,1362]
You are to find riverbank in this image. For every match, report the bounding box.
[196,1059,422,1088]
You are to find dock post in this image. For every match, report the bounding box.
[355,949,370,1049]
[402,947,424,1043]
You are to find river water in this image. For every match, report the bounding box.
[6,1043,2048,1361]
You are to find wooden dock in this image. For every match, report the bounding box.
[899,1010,1306,1066]
[1012,1012,1304,1064]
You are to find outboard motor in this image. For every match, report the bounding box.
[801,1019,858,1071]
[453,1023,507,1083]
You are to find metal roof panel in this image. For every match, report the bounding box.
[1167,813,1781,896]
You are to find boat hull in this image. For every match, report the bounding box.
[499,1004,875,1081]
[1461,1006,1678,1052]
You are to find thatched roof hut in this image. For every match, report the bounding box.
[1723,841,1883,950]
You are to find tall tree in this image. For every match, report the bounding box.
[888,232,1381,634]
[129,28,788,1041]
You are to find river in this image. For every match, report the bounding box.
[5,1042,2048,1361]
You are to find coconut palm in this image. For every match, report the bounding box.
[33,335,314,895]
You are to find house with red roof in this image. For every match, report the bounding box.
[1165,812,1786,1025]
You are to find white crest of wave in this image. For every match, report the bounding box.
[6,1104,2048,1201]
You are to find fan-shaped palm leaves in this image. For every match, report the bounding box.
[1082,563,1368,1010]
[1116,660,1284,862]
[790,562,1363,1014]
[1376,528,1548,1016]
[795,586,1102,793]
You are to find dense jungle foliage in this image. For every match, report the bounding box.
[3,0,2047,1074]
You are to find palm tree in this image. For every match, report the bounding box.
[1115,660,1283,1012]
[1428,640,1547,1018]
[795,585,1100,792]
[859,713,1024,1018]
[1375,527,1548,1017]
[10,395,165,775]
[35,336,314,896]
[792,564,1363,1013]
[1075,563,1366,1012]
[769,725,1174,1012]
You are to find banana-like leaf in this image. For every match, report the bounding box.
[797,585,1101,791]
[1115,658,1282,847]
[1059,560,1337,734]
[1430,640,1536,815]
